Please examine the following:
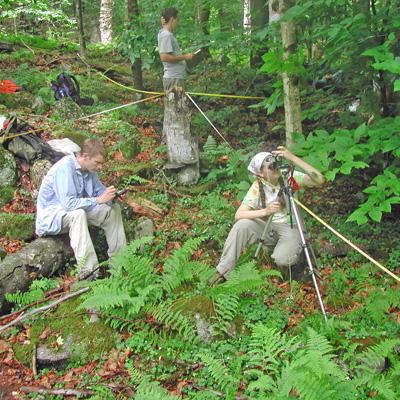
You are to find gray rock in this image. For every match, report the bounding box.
[32,96,45,111]
[51,98,83,121]
[133,217,154,246]
[0,147,17,187]
[0,236,73,315]
[36,334,78,370]
[194,313,214,343]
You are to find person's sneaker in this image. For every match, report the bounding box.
[210,272,226,286]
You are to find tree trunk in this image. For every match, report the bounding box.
[197,2,211,59]
[278,0,302,146]
[163,87,200,185]
[75,0,87,57]
[99,0,113,44]
[250,0,269,68]
[125,0,144,93]
[0,237,73,315]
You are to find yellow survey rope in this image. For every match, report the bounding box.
[294,198,400,284]
[98,69,265,100]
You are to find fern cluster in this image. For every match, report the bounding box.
[5,277,59,308]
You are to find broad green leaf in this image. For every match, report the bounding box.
[394,80,400,92]
[347,210,368,225]
[368,209,382,222]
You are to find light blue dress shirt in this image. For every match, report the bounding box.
[35,154,105,236]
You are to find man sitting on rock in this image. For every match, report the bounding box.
[35,138,126,280]
[214,146,325,283]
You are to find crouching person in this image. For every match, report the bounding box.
[214,146,324,282]
[35,138,126,280]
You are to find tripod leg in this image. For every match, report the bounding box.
[254,215,273,259]
[288,195,328,321]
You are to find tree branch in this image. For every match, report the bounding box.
[0,287,90,333]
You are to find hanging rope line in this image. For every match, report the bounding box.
[76,94,163,121]
[79,57,265,101]
[186,92,232,148]
[294,198,400,284]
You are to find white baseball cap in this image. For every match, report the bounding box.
[247,152,272,175]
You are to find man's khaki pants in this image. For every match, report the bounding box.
[61,203,126,279]
[216,218,302,278]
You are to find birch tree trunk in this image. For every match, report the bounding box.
[278,0,302,146]
[125,0,144,94]
[163,87,199,185]
[75,0,86,57]
[99,0,113,44]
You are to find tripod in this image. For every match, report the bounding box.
[255,170,328,321]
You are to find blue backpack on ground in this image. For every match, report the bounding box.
[51,73,94,106]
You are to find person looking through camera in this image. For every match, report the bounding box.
[214,146,325,282]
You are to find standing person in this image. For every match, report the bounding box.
[214,146,325,282]
[35,139,127,280]
[158,7,193,91]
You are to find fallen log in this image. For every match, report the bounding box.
[0,236,73,315]
[21,386,94,397]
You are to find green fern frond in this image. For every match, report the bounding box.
[199,352,234,391]
[109,237,154,270]
[5,277,59,308]
[148,302,197,342]
[203,135,217,154]
[163,236,207,274]
[5,289,45,308]
[212,294,239,334]
[369,377,396,400]
[209,261,263,297]
[79,285,132,310]
[103,308,136,332]
[135,381,179,400]
[356,338,400,375]
[160,236,207,293]
[125,359,146,386]
[292,373,336,400]
[89,384,115,400]
[245,370,276,394]
[305,327,335,357]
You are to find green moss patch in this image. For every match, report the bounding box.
[0,186,15,207]
[0,213,35,240]
[13,296,119,367]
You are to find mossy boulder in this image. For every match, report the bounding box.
[13,297,119,367]
[0,213,35,240]
[51,124,90,149]
[51,97,84,121]
[0,147,17,188]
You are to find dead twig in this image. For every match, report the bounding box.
[0,287,90,333]
[32,343,37,379]
[0,287,66,322]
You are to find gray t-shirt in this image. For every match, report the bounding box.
[157,29,186,79]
